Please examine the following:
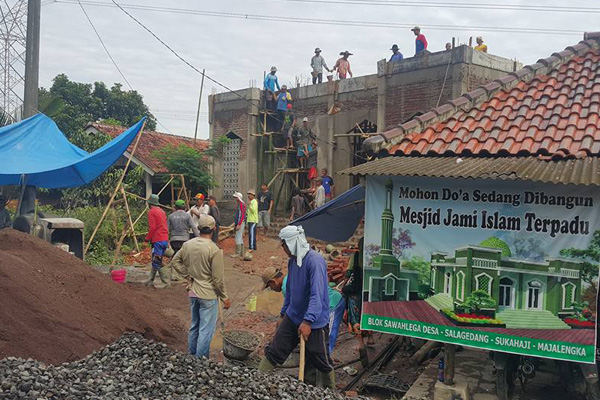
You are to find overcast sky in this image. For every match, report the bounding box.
[39,0,596,138]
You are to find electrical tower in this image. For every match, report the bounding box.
[0,0,27,118]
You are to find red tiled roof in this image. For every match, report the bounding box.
[363,300,594,345]
[89,123,210,174]
[364,33,600,160]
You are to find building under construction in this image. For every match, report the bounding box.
[208,45,521,213]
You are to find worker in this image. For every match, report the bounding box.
[231,192,246,258]
[389,44,404,62]
[169,199,199,257]
[258,183,274,241]
[145,194,170,287]
[281,103,295,149]
[207,195,220,244]
[0,195,11,229]
[258,226,335,389]
[264,66,280,110]
[296,117,314,170]
[310,47,331,84]
[475,36,488,53]
[314,177,325,209]
[276,85,293,131]
[189,194,209,239]
[290,187,308,221]
[247,189,258,252]
[320,168,335,202]
[334,51,353,79]
[411,26,428,54]
[172,214,231,359]
[445,42,452,51]
[262,267,346,355]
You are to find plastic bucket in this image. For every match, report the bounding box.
[110,269,127,284]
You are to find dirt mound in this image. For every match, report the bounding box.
[0,229,187,365]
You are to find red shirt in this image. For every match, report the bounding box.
[146,206,169,243]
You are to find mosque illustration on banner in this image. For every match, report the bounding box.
[363,180,588,330]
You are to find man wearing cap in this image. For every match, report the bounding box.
[145,194,170,287]
[334,51,353,79]
[0,195,11,229]
[264,66,280,110]
[258,226,335,389]
[262,267,346,356]
[247,189,259,252]
[475,36,488,53]
[168,200,199,257]
[172,214,231,359]
[389,44,404,62]
[411,26,428,55]
[231,192,246,258]
[310,48,331,84]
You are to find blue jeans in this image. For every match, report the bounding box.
[248,222,257,250]
[188,298,218,358]
[328,298,346,354]
[151,241,168,270]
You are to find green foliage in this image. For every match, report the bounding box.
[480,236,512,257]
[571,301,590,321]
[206,135,231,158]
[402,256,430,286]
[154,144,216,194]
[560,230,600,285]
[462,290,496,313]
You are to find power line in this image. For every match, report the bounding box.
[76,0,133,90]
[259,0,600,14]
[55,0,586,36]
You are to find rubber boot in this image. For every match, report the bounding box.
[230,244,240,258]
[258,356,275,372]
[319,370,336,390]
[158,267,171,288]
[305,366,317,386]
[239,244,245,257]
[146,268,157,286]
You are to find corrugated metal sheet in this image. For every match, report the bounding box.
[340,156,600,186]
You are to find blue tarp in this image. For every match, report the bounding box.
[290,184,365,242]
[0,114,145,188]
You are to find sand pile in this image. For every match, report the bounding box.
[0,229,186,365]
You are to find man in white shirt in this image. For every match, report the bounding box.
[310,48,331,84]
[189,193,209,238]
[314,177,326,208]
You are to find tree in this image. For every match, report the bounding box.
[463,290,496,313]
[402,256,430,286]
[154,144,216,194]
[560,230,600,285]
[364,227,415,267]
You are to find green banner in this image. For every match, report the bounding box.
[362,313,595,363]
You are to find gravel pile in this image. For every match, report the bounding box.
[0,333,360,400]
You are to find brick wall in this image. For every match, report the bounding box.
[385,78,452,127]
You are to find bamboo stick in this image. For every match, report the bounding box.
[121,186,140,252]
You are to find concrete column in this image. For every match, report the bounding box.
[246,89,261,192]
[144,172,153,199]
[326,83,337,176]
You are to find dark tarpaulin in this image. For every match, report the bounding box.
[290,184,365,242]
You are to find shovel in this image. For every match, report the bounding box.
[299,335,306,382]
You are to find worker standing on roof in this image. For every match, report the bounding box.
[145,194,170,287]
[411,26,428,54]
[310,48,331,84]
[258,226,335,389]
[334,51,353,79]
[475,36,488,53]
[389,44,404,62]
[264,66,280,110]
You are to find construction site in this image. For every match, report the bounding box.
[2,1,600,400]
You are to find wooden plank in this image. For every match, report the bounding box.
[444,343,456,385]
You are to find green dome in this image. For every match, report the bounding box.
[480,236,512,257]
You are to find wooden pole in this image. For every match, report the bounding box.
[193,68,205,145]
[85,121,146,255]
[299,336,306,382]
[444,343,456,385]
[181,175,191,207]
[121,186,140,252]
[170,174,175,207]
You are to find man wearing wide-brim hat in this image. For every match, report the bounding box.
[334,51,353,79]
[145,194,170,287]
[389,44,404,62]
[310,47,331,85]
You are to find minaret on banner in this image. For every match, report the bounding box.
[372,179,401,276]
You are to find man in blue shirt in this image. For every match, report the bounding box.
[276,85,292,132]
[258,226,335,389]
[389,44,404,62]
[320,168,335,201]
[263,66,280,110]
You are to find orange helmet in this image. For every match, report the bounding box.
[194,193,205,200]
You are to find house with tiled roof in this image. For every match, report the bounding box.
[85,123,210,198]
[352,31,600,182]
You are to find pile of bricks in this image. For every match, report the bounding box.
[326,247,358,284]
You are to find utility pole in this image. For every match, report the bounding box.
[23,0,41,118]
[193,68,206,144]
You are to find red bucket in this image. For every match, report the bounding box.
[110,269,127,284]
